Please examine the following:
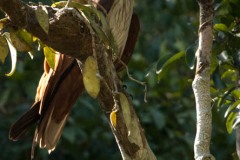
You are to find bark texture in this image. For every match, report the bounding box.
[192,0,215,160]
[0,0,156,159]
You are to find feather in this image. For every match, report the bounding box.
[9,101,40,141]
[10,54,84,158]
[114,13,140,71]
[36,56,83,151]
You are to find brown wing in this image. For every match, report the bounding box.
[35,54,84,151]
[9,59,52,141]
[114,13,140,71]
[9,54,84,154]
[9,101,40,141]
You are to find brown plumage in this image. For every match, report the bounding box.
[9,54,84,157]
[9,0,139,157]
[107,0,135,60]
[114,12,140,71]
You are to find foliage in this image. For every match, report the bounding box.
[0,0,238,160]
[210,0,240,137]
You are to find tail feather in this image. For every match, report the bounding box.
[9,54,84,157]
[9,101,40,141]
[36,56,83,151]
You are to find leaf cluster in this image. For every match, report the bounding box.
[210,0,240,134]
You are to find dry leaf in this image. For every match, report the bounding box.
[35,6,49,34]
[110,110,117,129]
[83,56,100,98]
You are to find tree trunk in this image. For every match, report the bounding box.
[192,0,215,160]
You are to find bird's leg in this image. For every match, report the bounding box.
[118,59,148,103]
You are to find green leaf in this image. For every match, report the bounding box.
[232,116,240,129]
[185,43,197,69]
[82,56,100,98]
[35,6,49,34]
[216,87,236,108]
[0,36,9,64]
[79,5,116,55]
[221,69,235,80]
[95,8,117,55]
[3,33,17,76]
[43,46,55,69]
[156,51,185,82]
[9,29,32,52]
[214,23,228,32]
[17,29,34,49]
[232,89,240,100]
[224,99,240,118]
[226,111,237,134]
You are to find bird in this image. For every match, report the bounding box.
[9,54,84,158]
[9,0,139,158]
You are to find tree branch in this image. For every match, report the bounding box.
[192,0,215,160]
[0,0,156,159]
[0,0,92,60]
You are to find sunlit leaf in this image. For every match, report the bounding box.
[35,6,49,34]
[156,54,172,70]
[110,110,117,129]
[3,33,17,76]
[0,36,9,63]
[156,51,185,82]
[232,89,240,100]
[10,30,32,52]
[119,92,131,130]
[224,99,240,118]
[214,23,228,32]
[221,69,235,80]
[83,56,100,98]
[17,29,34,48]
[226,112,237,134]
[232,115,240,129]
[43,46,56,69]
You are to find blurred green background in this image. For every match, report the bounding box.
[0,0,237,160]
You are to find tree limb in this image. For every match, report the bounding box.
[192,0,215,160]
[0,0,92,60]
[0,0,156,159]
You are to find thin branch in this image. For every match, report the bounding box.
[193,0,215,160]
